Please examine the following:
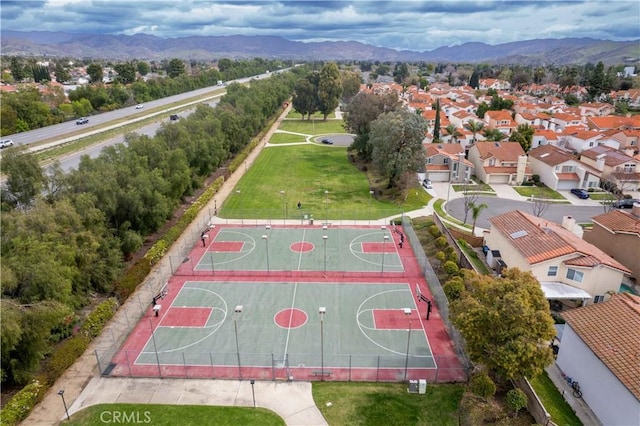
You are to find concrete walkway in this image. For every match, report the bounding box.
[70,377,328,426]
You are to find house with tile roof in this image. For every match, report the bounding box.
[578,102,615,117]
[483,110,517,135]
[583,207,640,281]
[587,115,640,131]
[468,141,530,184]
[424,143,474,182]
[557,293,640,426]
[528,145,600,190]
[484,210,631,304]
[531,129,560,149]
[579,145,640,191]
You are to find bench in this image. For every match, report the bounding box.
[312,370,332,377]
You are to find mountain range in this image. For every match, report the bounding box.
[1,30,639,65]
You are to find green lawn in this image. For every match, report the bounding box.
[268,132,308,144]
[313,382,464,426]
[434,199,471,229]
[452,183,495,193]
[62,404,284,426]
[513,186,566,200]
[587,193,615,201]
[286,110,335,119]
[459,244,492,275]
[529,372,582,426]
[278,119,347,135]
[222,144,430,220]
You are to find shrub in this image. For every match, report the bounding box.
[444,245,455,256]
[506,388,528,417]
[531,174,540,183]
[457,238,469,249]
[81,298,118,338]
[435,251,446,263]
[469,372,496,400]
[435,236,448,248]
[113,259,151,301]
[428,225,441,237]
[0,380,46,426]
[39,334,91,386]
[443,260,459,276]
[447,251,458,263]
[443,277,465,301]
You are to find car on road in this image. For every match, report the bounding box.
[76,117,89,125]
[613,199,640,209]
[135,104,144,109]
[321,138,333,145]
[0,139,14,149]
[422,179,433,189]
[570,188,590,199]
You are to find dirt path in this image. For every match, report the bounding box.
[23,104,292,426]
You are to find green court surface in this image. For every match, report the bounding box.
[197,227,404,273]
[137,280,434,370]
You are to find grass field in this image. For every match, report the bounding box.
[513,186,566,200]
[286,110,335,119]
[278,119,347,135]
[530,372,583,426]
[62,404,285,426]
[313,382,465,426]
[268,132,308,144]
[221,144,429,220]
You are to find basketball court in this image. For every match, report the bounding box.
[101,225,465,382]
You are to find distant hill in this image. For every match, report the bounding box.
[1,30,638,65]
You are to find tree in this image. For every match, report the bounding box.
[469,70,479,89]
[10,57,25,82]
[317,62,342,120]
[31,64,50,83]
[137,61,150,76]
[482,128,506,142]
[54,61,71,83]
[1,149,45,210]
[340,70,362,103]
[393,62,410,84]
[506,388,528,417]
[433,99,441,142]
[114,62,136,84]
[469,372,496,400]
[369,109,428,189]
[469,202,488,236]
[460,181,479,225]
[292,76,318,120]
[167,58,186,78]
[509,124,534,152]
[450,268,556,381]
[464,120,485,143]
[445,124,462,143]
[87,63,103,83]
[531,189,551,217]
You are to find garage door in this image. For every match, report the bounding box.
[488,174,510,184]
[556,179,577,191]
[427,171,450,182]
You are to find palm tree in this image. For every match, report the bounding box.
[464,120,485,143]
[445,124,462,144]
[470,202,488,236]
[482,128,506,142]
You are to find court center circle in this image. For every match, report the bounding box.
[290,241,314,253]
[274,308,308,329]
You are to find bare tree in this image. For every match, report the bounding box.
[462,180,479,225]
[600,172,632,212]
[531,190,551,217]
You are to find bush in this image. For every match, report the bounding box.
[443,260,459,276]
[428,225,441,237]
[0,380,46,426]
[81,298,118,338]
[469,372,496,400]
[531,174,540,183]
[506,388,528,417]
[435,236,448,248]
[39,334,91,386]
[443,276,465,301]
[444,245,455,256]
[447,251,458,263]
[435,251,446,263]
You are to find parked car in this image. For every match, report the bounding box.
[570,188,590,199]
[135,104,144,109]
[170,114,179,121]
[0,139,14,149]
[422,179,433,189]
[321,138,333,145]
[613,199,640,209]
[76,117,89,125]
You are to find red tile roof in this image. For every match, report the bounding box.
[556,173,580,181]
[489,210,631,272]
[581,145,637,166]
[561,293,640,400]
[591,210,640,235]
[472,141,526,162]
[529,144,575,166]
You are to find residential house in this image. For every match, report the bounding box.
[602,128,640,152]
[479,78,511,91]
[468,141,530,184]
[484,210,631,303]
[587,115,640,131]
[549,112,584,132]
[424,143,474,182]
[483,110,517,135]
[527,145,600,190]
[531,129,560,149]
[583,207,640,281]
[578,102,615,117]
[557,293,640,426]
[564,129,605,153]
[579,145,640,191]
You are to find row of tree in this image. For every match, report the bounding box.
[0,68,304,385]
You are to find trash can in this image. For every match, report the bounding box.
[309,216,314,225]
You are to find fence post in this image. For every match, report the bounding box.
[94,350,103,376]
[183,352,188,379]
[349,355,352,382]
[376,355,380,382]
[271,353,276,381]
[210,353,215,379]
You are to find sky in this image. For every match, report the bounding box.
[2,0,639,51]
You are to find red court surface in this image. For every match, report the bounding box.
[102,225,467,383]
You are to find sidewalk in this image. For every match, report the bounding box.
[545,364,602,425]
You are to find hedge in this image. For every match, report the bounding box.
[0,380,46,426]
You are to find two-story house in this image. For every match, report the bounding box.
[527,145,600,190]
[579,145,640,191]
[424,143,474,182]
[583,207,640,281]
[468,141,530,184]
[483,110,517,135]
[484,210,631,304]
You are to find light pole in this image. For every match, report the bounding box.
[250,379,256,408]
[369,190,374,226]
[403,308,412,381]
[236,190,242,225]
[58,390,70,421]
[322,235,328,275]
[324,190,329,224]
[319,307,326,380]
[381,235,389,276]
[280,190,286,223]
[262,234,269,275]
[234,305,243,379]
